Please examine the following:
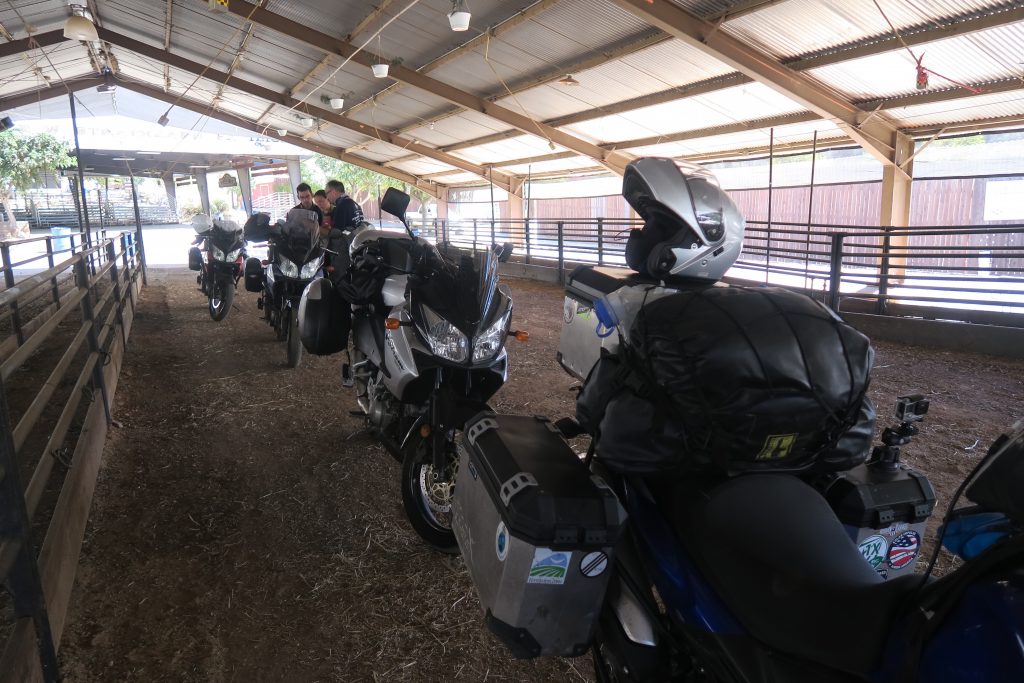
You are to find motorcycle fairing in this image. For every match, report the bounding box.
[914,573,1024,682]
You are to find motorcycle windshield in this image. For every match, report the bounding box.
[211,224,243,251]
[276,209,321,265]
[415,248,502,336]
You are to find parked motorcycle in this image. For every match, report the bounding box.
[450,158,1024,682]
[187,214,245,321]
[245,209,324,368]
[298,188,522,552]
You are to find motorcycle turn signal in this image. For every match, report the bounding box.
[512,330,530,342]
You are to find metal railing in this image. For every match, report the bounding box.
[417,217,1024,326]
[0,231,144,682]
[11,189,178,229]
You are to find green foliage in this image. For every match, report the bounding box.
[0,131,76,194]
[212,198,229,213]
[179,203,203,221]
[300,154,433,206]
[932,134,985,148]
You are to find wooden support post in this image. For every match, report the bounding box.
[1,243,23,345]
[0,377,60,683]
[74,259,111,425]
[879,133,915,284]
[44,238,59,306]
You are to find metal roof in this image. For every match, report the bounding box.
[0,0,1019,194]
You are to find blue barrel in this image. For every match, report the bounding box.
[50,226,72,254]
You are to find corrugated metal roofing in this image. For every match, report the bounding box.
[562,82,806,145]
[809,23,1024,102]
[718,0,1016,60]
[0,0,1020,189]
[891,90,1024,128]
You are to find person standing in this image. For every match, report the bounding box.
[294,182,323,225]
[313,189,333,235]
[325,179,364,232]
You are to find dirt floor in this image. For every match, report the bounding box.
[57,270,1024,682]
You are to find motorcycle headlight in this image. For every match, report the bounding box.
[473,308,511,363]
[212,245,226,261]
[278,255,299,277]
[299,255,323,279]
[227,247,242,261]
[421,306,468,363]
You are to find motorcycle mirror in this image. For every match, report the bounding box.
[380,187,411,221]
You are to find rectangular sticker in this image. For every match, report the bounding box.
[527,547,570,585]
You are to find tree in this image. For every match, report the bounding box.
[300,154,434,212]
[0,131,76,237]
[0,131,76,193]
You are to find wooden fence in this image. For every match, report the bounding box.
[0,230,144,682]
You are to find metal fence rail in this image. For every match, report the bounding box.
[0,230,144,682]
[418,216,1024,326]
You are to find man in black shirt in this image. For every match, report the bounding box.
[325,179,364,232]
[294,182,323,225]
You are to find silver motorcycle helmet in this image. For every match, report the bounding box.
[622,158,744,282]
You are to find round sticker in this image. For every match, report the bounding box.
[495,522,509,562]
[858,535,888,569]
[887,530,921,570]
[579,551,608,578]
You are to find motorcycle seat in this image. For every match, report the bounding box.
[671,473,921,677]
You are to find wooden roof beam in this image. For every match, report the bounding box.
[98,29,504,191]
[344,0,564,117]
[222,0,630,175]
[610,0,904,166]
[114,76,442,198]
[438,3,1024,157]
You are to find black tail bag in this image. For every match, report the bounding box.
[577,286,875,475]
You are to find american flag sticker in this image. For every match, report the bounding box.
[887,531,921,570]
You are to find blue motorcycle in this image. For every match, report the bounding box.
[586,418,1024,682]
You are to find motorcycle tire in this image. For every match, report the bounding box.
[286,308,303,368]
[275,306,289,341]
[400,440,459,554]
[209,277,233,321]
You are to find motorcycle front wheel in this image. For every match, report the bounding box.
[208,277,233,321]
[286,307,302,368]
[401,439,459,554]
[275,304,288,341]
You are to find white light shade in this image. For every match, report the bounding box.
[276,128,288,136]
[448,10,471,31]
[372,63,389,78]
[329,97,345,109]
[63,14,98,41]
[300,117,314,127]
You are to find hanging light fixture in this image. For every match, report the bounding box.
[299,117,315,127]
[63,4,99,42]
[276,128,288,136]
[557,74,580,86]
[329,97,345,109]
[448,0,471,31]
[372,33,390,78]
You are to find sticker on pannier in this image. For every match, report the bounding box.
[527,548,570,585]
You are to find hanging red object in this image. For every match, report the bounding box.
[916,63,929,90]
